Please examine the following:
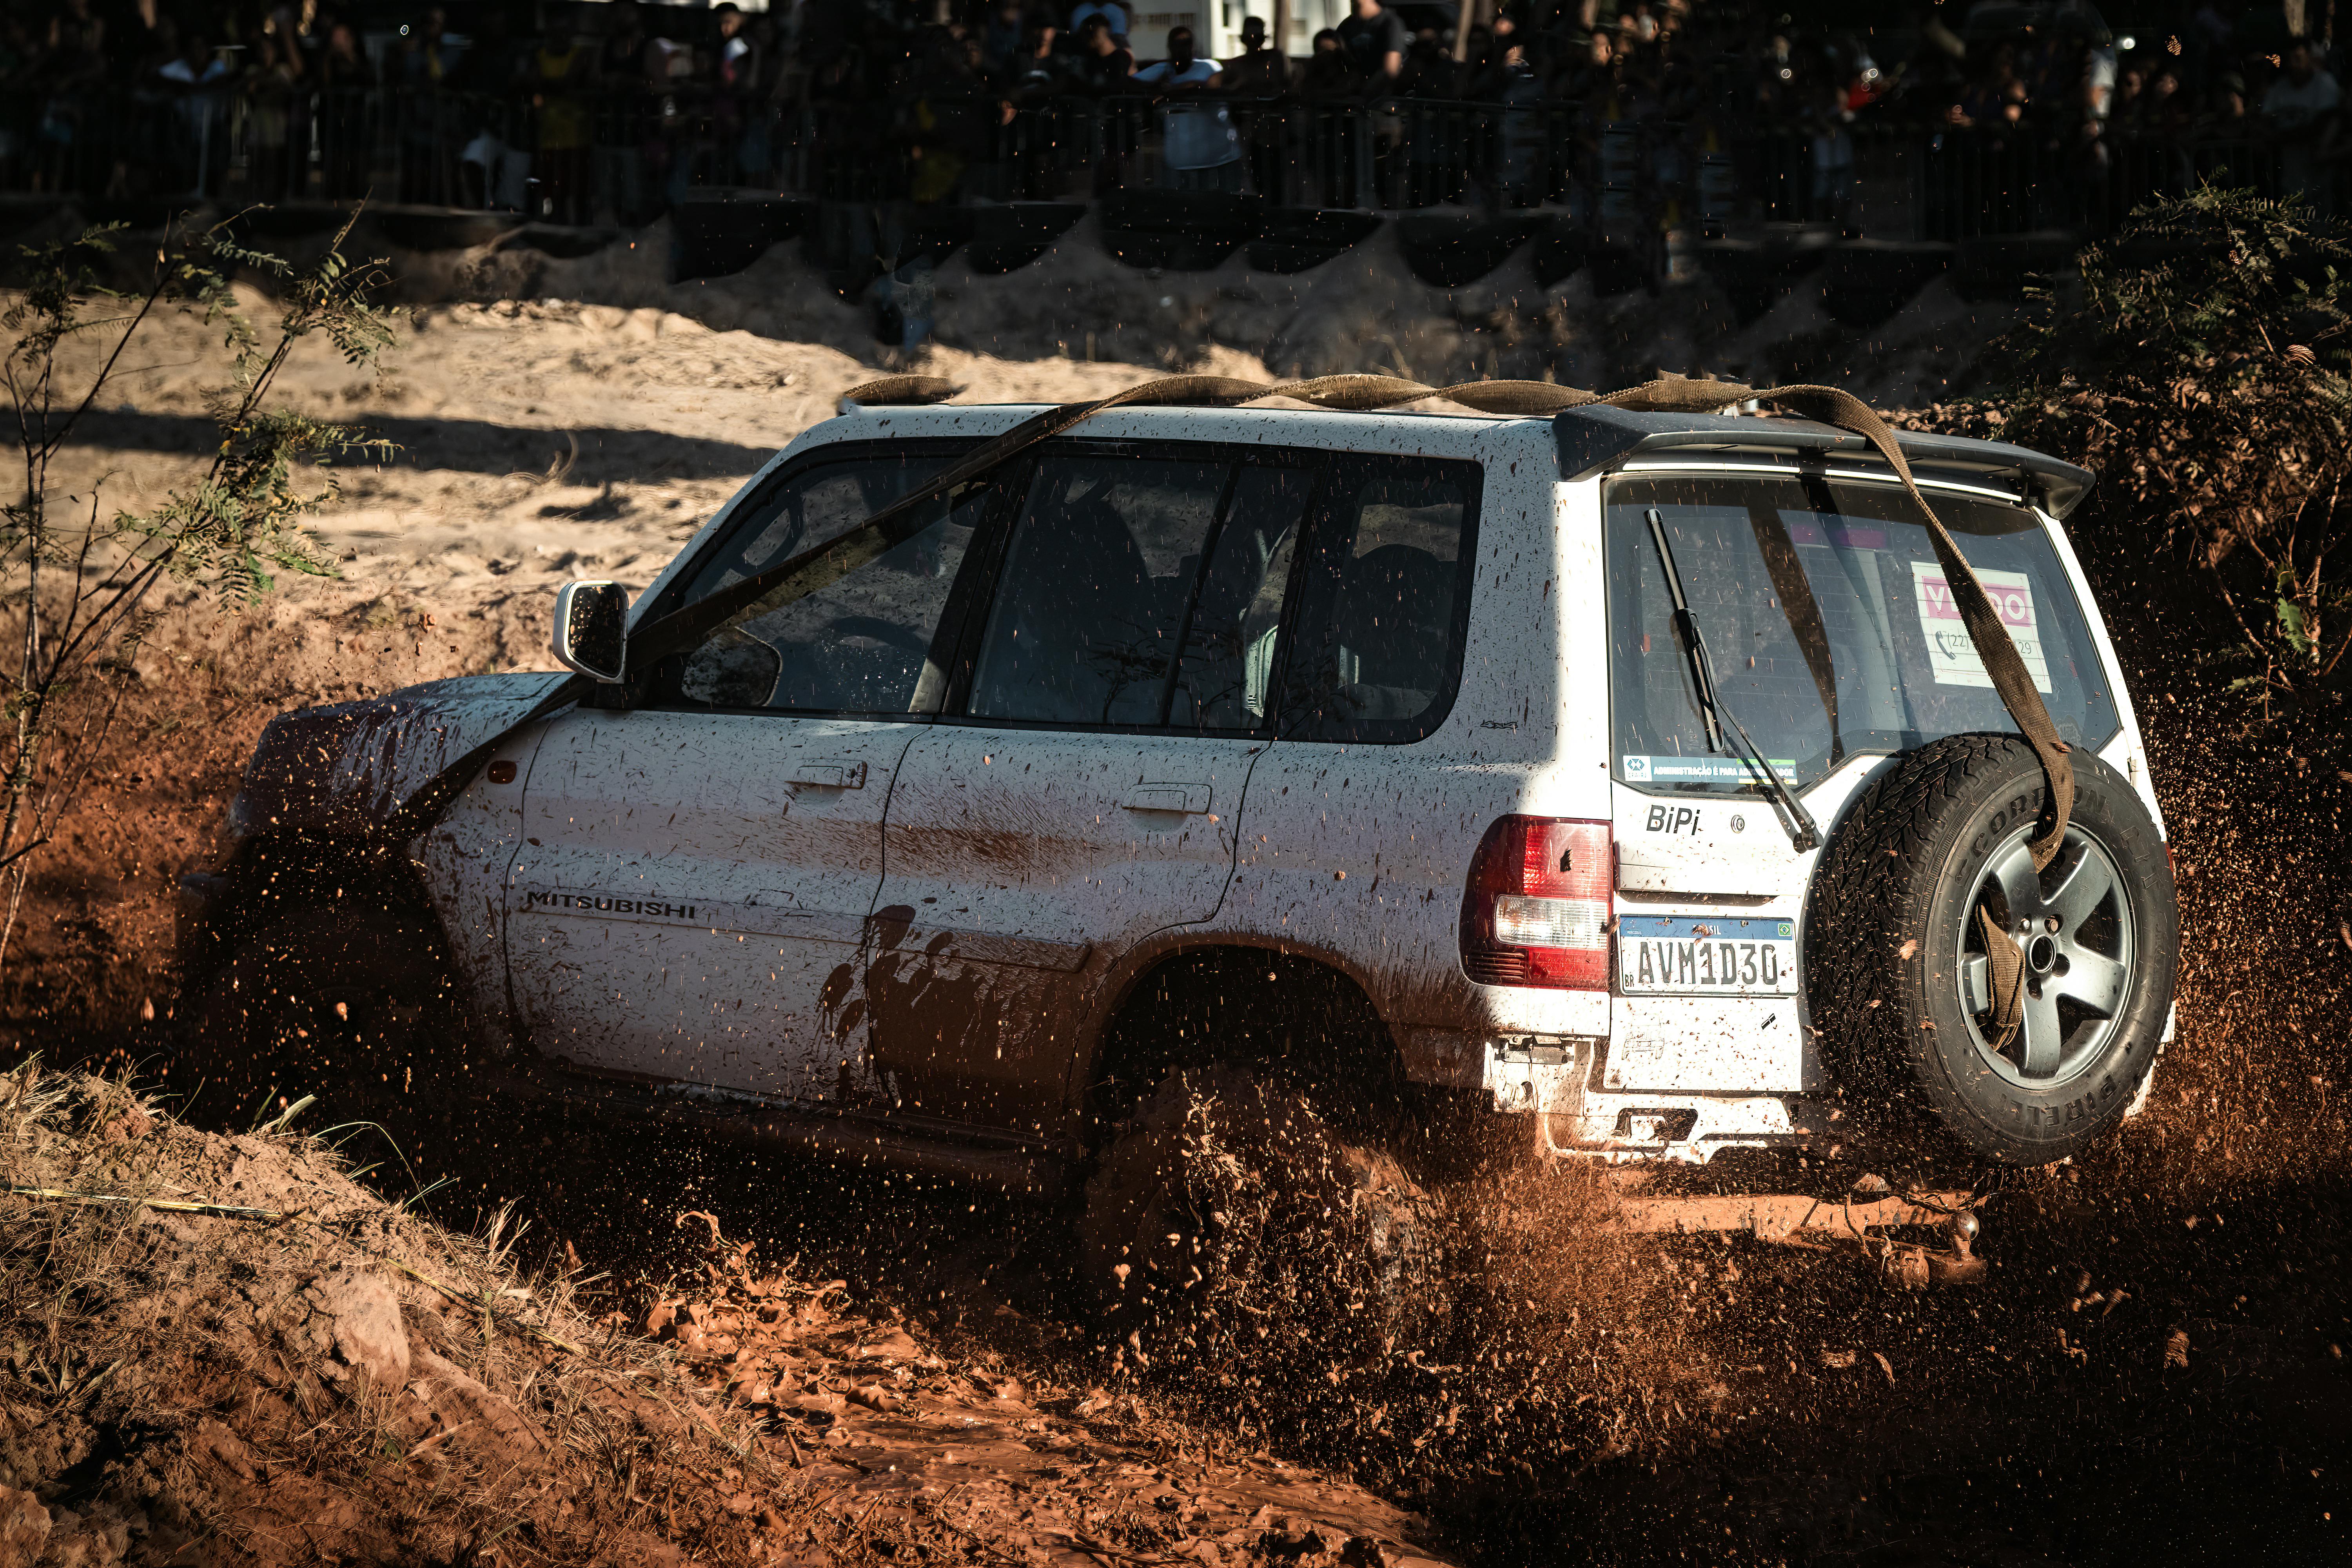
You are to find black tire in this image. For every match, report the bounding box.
[1079,1065,1442,1366]
[1805,734,2178,1165]
[180,914,476,1161]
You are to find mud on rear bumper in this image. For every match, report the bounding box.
[1474,1034,1817,1165]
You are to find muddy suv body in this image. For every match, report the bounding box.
[186,401,2175,1175]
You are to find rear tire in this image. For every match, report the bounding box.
[1079,1065,1443,1366]
[1805,735,2177,1164]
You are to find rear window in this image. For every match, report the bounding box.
[1605,474,2120,794]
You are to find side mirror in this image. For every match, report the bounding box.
[552,580,628,683]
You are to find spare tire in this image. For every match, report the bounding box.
[1806,734,2177,1164]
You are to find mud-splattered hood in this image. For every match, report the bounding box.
[230,672,580,841]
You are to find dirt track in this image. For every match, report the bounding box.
[9,289,2352,1565]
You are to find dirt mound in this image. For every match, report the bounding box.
[1,1063,739,1567]
[0,1063,1457,1568]
[145,197,2017,396]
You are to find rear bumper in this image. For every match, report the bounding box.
[1474,1032,1810,1163]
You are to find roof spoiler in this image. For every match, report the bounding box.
[1552,404,2097,520]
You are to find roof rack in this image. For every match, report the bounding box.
[835,372,2093,518]
[1553,404,2095,519]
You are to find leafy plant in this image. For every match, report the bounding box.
[1916,185,2352,727]
[0,215,393,962]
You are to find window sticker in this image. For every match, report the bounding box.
[1911,563,2054,693]
[1622,755,1798,784]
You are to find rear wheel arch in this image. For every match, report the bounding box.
[1080,943,1407,1135]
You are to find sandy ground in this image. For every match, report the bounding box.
[54,287,1247,628]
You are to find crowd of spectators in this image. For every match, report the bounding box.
[0,1,2341,228]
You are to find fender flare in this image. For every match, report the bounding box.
[181,672,583,990]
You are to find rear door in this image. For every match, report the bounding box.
[1599,470,2129,1094]
[506,450,991,1102]
[867,446,1318,1129]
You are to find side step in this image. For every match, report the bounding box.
[484,1061,1073,1198]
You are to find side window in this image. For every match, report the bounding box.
[1170,465,1313,732]
[965,454,1309,730]
[1278,457,1481,744]
[649,455,982,715]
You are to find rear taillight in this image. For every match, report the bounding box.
[1459,817,1613,990]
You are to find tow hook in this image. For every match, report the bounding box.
[1883,1207,1988,1291]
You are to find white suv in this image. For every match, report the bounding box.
[182,392,2176,1208]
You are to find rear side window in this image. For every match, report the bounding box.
[1279,456,1483,745]
[964,454,1311,731]
[648,454,982,716]
[1605,474,2120,793]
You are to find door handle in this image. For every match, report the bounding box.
[786,760,867,790]
[1122,784,1211,815]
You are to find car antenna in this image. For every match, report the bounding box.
[1645,507,1822,853]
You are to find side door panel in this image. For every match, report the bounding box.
[502,450,990,1102]
[507,713,915,1099]
[866,447,1313,1132]
[868,730,1262,1129]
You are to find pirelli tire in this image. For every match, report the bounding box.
[1805,734,2177,1165]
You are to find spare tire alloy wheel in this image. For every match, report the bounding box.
[1807,735,2177,1165]
[1962,821,2136,1092]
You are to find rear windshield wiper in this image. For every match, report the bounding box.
[1644,507,1823,853]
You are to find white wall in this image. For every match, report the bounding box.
[1129,1,1355,64]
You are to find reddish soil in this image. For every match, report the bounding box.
[2,1069,1454,1568]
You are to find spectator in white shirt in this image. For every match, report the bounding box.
[1132,25,1242,191]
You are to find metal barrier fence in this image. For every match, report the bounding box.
[1915,127,2304,240]
[3,85,2335,241]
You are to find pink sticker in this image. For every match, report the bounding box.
[1911,562,2053,693]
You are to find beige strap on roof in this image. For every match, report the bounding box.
[826,370,2076,878]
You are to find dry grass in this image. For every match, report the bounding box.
[0,1058,834,1568]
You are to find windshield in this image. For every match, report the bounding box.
[1606,474,2120,795]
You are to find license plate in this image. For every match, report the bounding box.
[1618,916,1797,996]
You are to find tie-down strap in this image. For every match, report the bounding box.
[630,371,2073,870]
